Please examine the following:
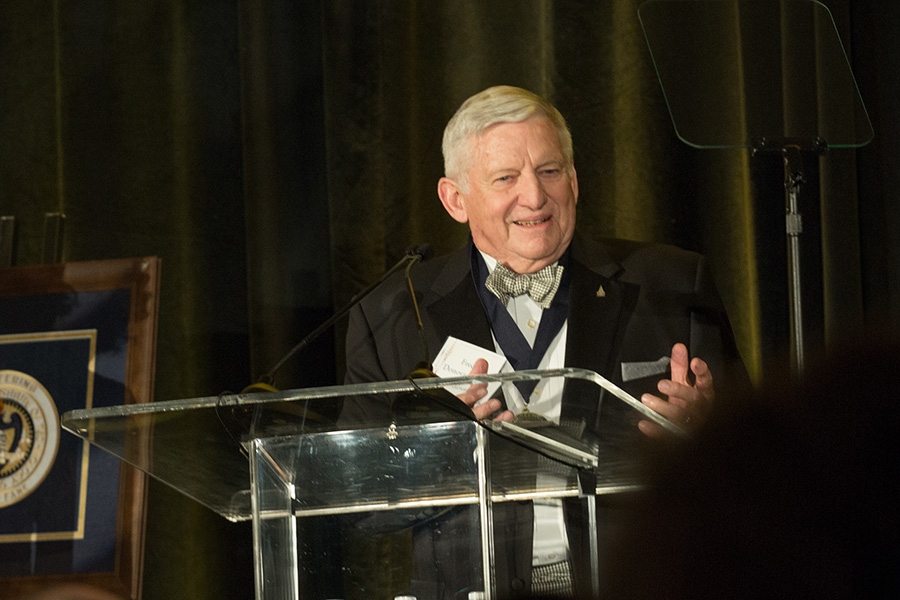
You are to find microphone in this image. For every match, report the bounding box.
[394,245,479,423]
[243,243,433,393]
[405,243,434,262]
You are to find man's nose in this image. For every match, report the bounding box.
[517,171,547,209]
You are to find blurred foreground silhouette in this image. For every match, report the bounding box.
[601,330,900,599]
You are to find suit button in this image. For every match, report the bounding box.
[510,578,524,591]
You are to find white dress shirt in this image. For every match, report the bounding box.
[480,252,570,567]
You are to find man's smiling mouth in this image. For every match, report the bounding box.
[513,217,550,226]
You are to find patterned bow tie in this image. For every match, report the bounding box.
[484,263,564,309]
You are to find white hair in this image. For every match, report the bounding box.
[441,85,574,191]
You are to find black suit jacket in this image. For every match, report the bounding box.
[345,235,747,402]
[342,235,749,598]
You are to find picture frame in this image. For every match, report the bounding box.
[0,257,160,599]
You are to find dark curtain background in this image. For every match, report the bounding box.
[1,1,897,598]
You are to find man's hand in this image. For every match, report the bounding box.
[459,358,514,422]
[639,343,714,437]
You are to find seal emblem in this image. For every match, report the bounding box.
[0,370,60,508]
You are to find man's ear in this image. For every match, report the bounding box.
[570,167,579,205]
[437,177,469,224]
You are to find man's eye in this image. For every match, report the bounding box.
[540,169,561,177]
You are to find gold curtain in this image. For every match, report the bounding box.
[1,1,254,598]
[321,0,859,382]
[2,1,895,599]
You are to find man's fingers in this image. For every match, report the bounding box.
[457,358,491,408]
[669,343,689,384]
[469,358,489,375]
[460,382,488,407]
[640,347,716,438]
[691,357,714,401]
[472,398,502,419]
[637,419,671,439]
[656,378,700,408]
[470,398,513,421]
[641,392,688,422]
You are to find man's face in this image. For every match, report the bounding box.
[439,116,578,274]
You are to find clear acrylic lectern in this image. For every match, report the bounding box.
[62,368,682,600]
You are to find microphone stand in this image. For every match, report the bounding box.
[243,245,432,393]
[405,256,437,379]
[751,136,827,376]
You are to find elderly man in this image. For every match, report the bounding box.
[342,85,748,598]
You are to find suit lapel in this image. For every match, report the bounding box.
[423,247,494,354]
[564,238,639,378]
[562,239,640,424]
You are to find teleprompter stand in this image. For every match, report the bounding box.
[639,0,873,374]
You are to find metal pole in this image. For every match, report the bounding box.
[783,146,806,375]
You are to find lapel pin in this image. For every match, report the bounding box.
[596,285,606,298]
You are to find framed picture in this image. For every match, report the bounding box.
[0,257,160,599]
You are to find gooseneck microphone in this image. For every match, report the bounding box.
[243,243,433,393]
[405,243,434,263]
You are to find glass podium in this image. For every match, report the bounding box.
[62,369,682,600]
